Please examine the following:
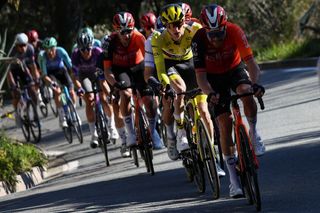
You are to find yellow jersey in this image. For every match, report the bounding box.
[150,21,202,85]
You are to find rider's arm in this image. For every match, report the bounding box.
[192,32,214,95]
[37,51,52,85]
[245,58,260,84]
[233,25,260,84]
[150,32,170,86]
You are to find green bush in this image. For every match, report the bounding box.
[255,38,320,62]
[0,133,47,191]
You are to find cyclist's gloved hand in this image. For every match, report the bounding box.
[207,91,220,105]
[164,84,175,100]
[77,87,85,96]
[147,76,162,95]
[252,83,265,97]
[113,81,126,90]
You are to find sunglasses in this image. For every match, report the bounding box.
[169,21,184,29]
[206,27,226,40]
[120,29,133,35]
[80,47,92,52]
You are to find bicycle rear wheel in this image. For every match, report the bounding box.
[96,110,110,166]
[68,100,83,144]
[27,101,41,143]
[239,125,261,211]
[197,119,220,199]
[138,109,154,175]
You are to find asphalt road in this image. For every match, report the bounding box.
[0,66,320,212]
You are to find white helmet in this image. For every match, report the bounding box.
[15,33,28,45]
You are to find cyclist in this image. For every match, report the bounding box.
[38,37,77,128]
[98,34,129,157]
[72,31,119,148]
[7,33,38,126]
[145,4,213,160]
[140,12,157,39]
[180,3,201,24]
[192,4,266,198]
[26,29,46,110]
[71,27,101,52]
[103,12,163,154]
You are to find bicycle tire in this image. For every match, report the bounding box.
[213,118,224,170]
[197,118,220,199]
[19,104,30,142]
[96,111,110,166]
[27,101,41,143]
[239,125,261,211]
[131,146,139,167]
[62,103,73,144]
[67,100,83,144]
[39,104,48,118]
[184,107,205,193]
[138,109,154,175]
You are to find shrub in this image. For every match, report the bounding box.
[0,133,47,191]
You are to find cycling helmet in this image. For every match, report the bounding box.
[112,12,135,31]
[156,16,165,32]
[77,32,94,49]
[101,34,110,52]
[27,30,39,42]
[200,4,227,30]
[140,12,156,29]
[181,3,192,21]
[79,27,94,37]
[42,37,57,49]
[15,33,28,45]
[160,4,184,25]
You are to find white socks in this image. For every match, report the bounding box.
[224,155,240,187]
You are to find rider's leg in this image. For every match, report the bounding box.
[99,80,118,139]
[120,89,136,147]
[236,83,265,156]
[170,75,189,152]
[217,112,243,198]
[143,95,163,149]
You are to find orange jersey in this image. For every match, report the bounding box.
[104,30,145,69]
[192,22,253,74]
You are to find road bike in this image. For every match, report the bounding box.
[179,88,220,199]
[230,92,264,211]
[16,79,41,143]
[83,71,112,166]
[116,83,155,175]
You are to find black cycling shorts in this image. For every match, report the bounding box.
[48,68,74,89]
[207,63,251,117]
[112,62,150,96]
[165,58,198,91]
[11,67,34,88]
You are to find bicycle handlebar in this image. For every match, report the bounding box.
[230,92,265,110]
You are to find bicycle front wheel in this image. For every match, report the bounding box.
[68,101,83,144]
[184,109,205,193]
[138,109,154,175]
[197,118,220,199]
[239,125,261,211]
[96,110,110,166]
[27,101,41,143]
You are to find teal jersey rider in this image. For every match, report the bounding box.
[38,47,72,76]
